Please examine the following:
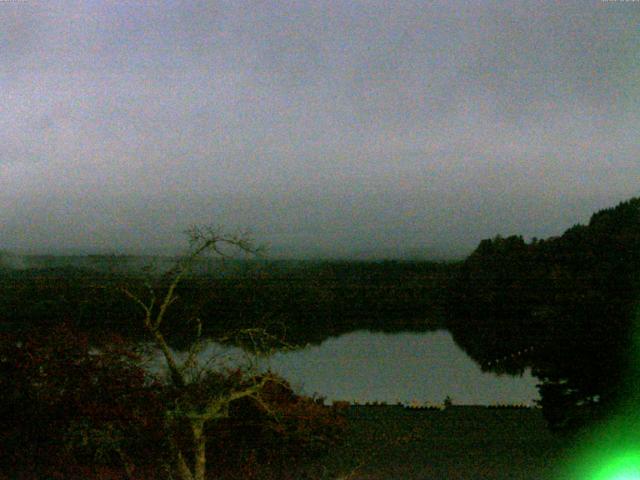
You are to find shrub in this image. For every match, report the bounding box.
[206,374,348,478]
[0,322,348,479]
[0,323,167,478]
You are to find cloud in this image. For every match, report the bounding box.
[1,1,638,256]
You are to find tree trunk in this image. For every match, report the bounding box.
[169,433,195,480]
[175,449,195,480]
[152,329,186,388]
[192,420,207,480]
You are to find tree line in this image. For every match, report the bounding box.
[446,197,640,431]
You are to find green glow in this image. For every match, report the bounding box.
[591,452,640,480]
[554,303,640,479]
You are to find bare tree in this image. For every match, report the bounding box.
[119,226,280,480]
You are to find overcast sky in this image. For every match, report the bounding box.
[1,1,639,258]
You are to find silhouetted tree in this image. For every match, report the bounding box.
[117,226,299,480]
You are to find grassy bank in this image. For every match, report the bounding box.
[307,405,570,480]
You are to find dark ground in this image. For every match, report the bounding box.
[307,405,572,480]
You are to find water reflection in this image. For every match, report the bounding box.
[150,330,540,406]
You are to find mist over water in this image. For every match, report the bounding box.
[0,251,27,270]
[1,190,627,259]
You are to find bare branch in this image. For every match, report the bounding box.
[115,224,270,480]
[182,318,204,375]
[154,268,186,330]
[118,286,152,317]
[152,329,186,388]
[193,373,280,423]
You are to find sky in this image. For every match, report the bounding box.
[1,0,639,258]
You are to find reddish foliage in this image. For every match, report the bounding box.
[207,374,347,478]
[0,324,347,479]
[0,323,167,478]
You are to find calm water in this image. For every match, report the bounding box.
[151,330,540,406]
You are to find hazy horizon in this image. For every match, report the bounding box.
[1,192,634,260]
[2,2,639,258]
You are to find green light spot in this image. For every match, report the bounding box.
[592,452,640,480]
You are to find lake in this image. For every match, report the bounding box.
[152,329,540,406]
